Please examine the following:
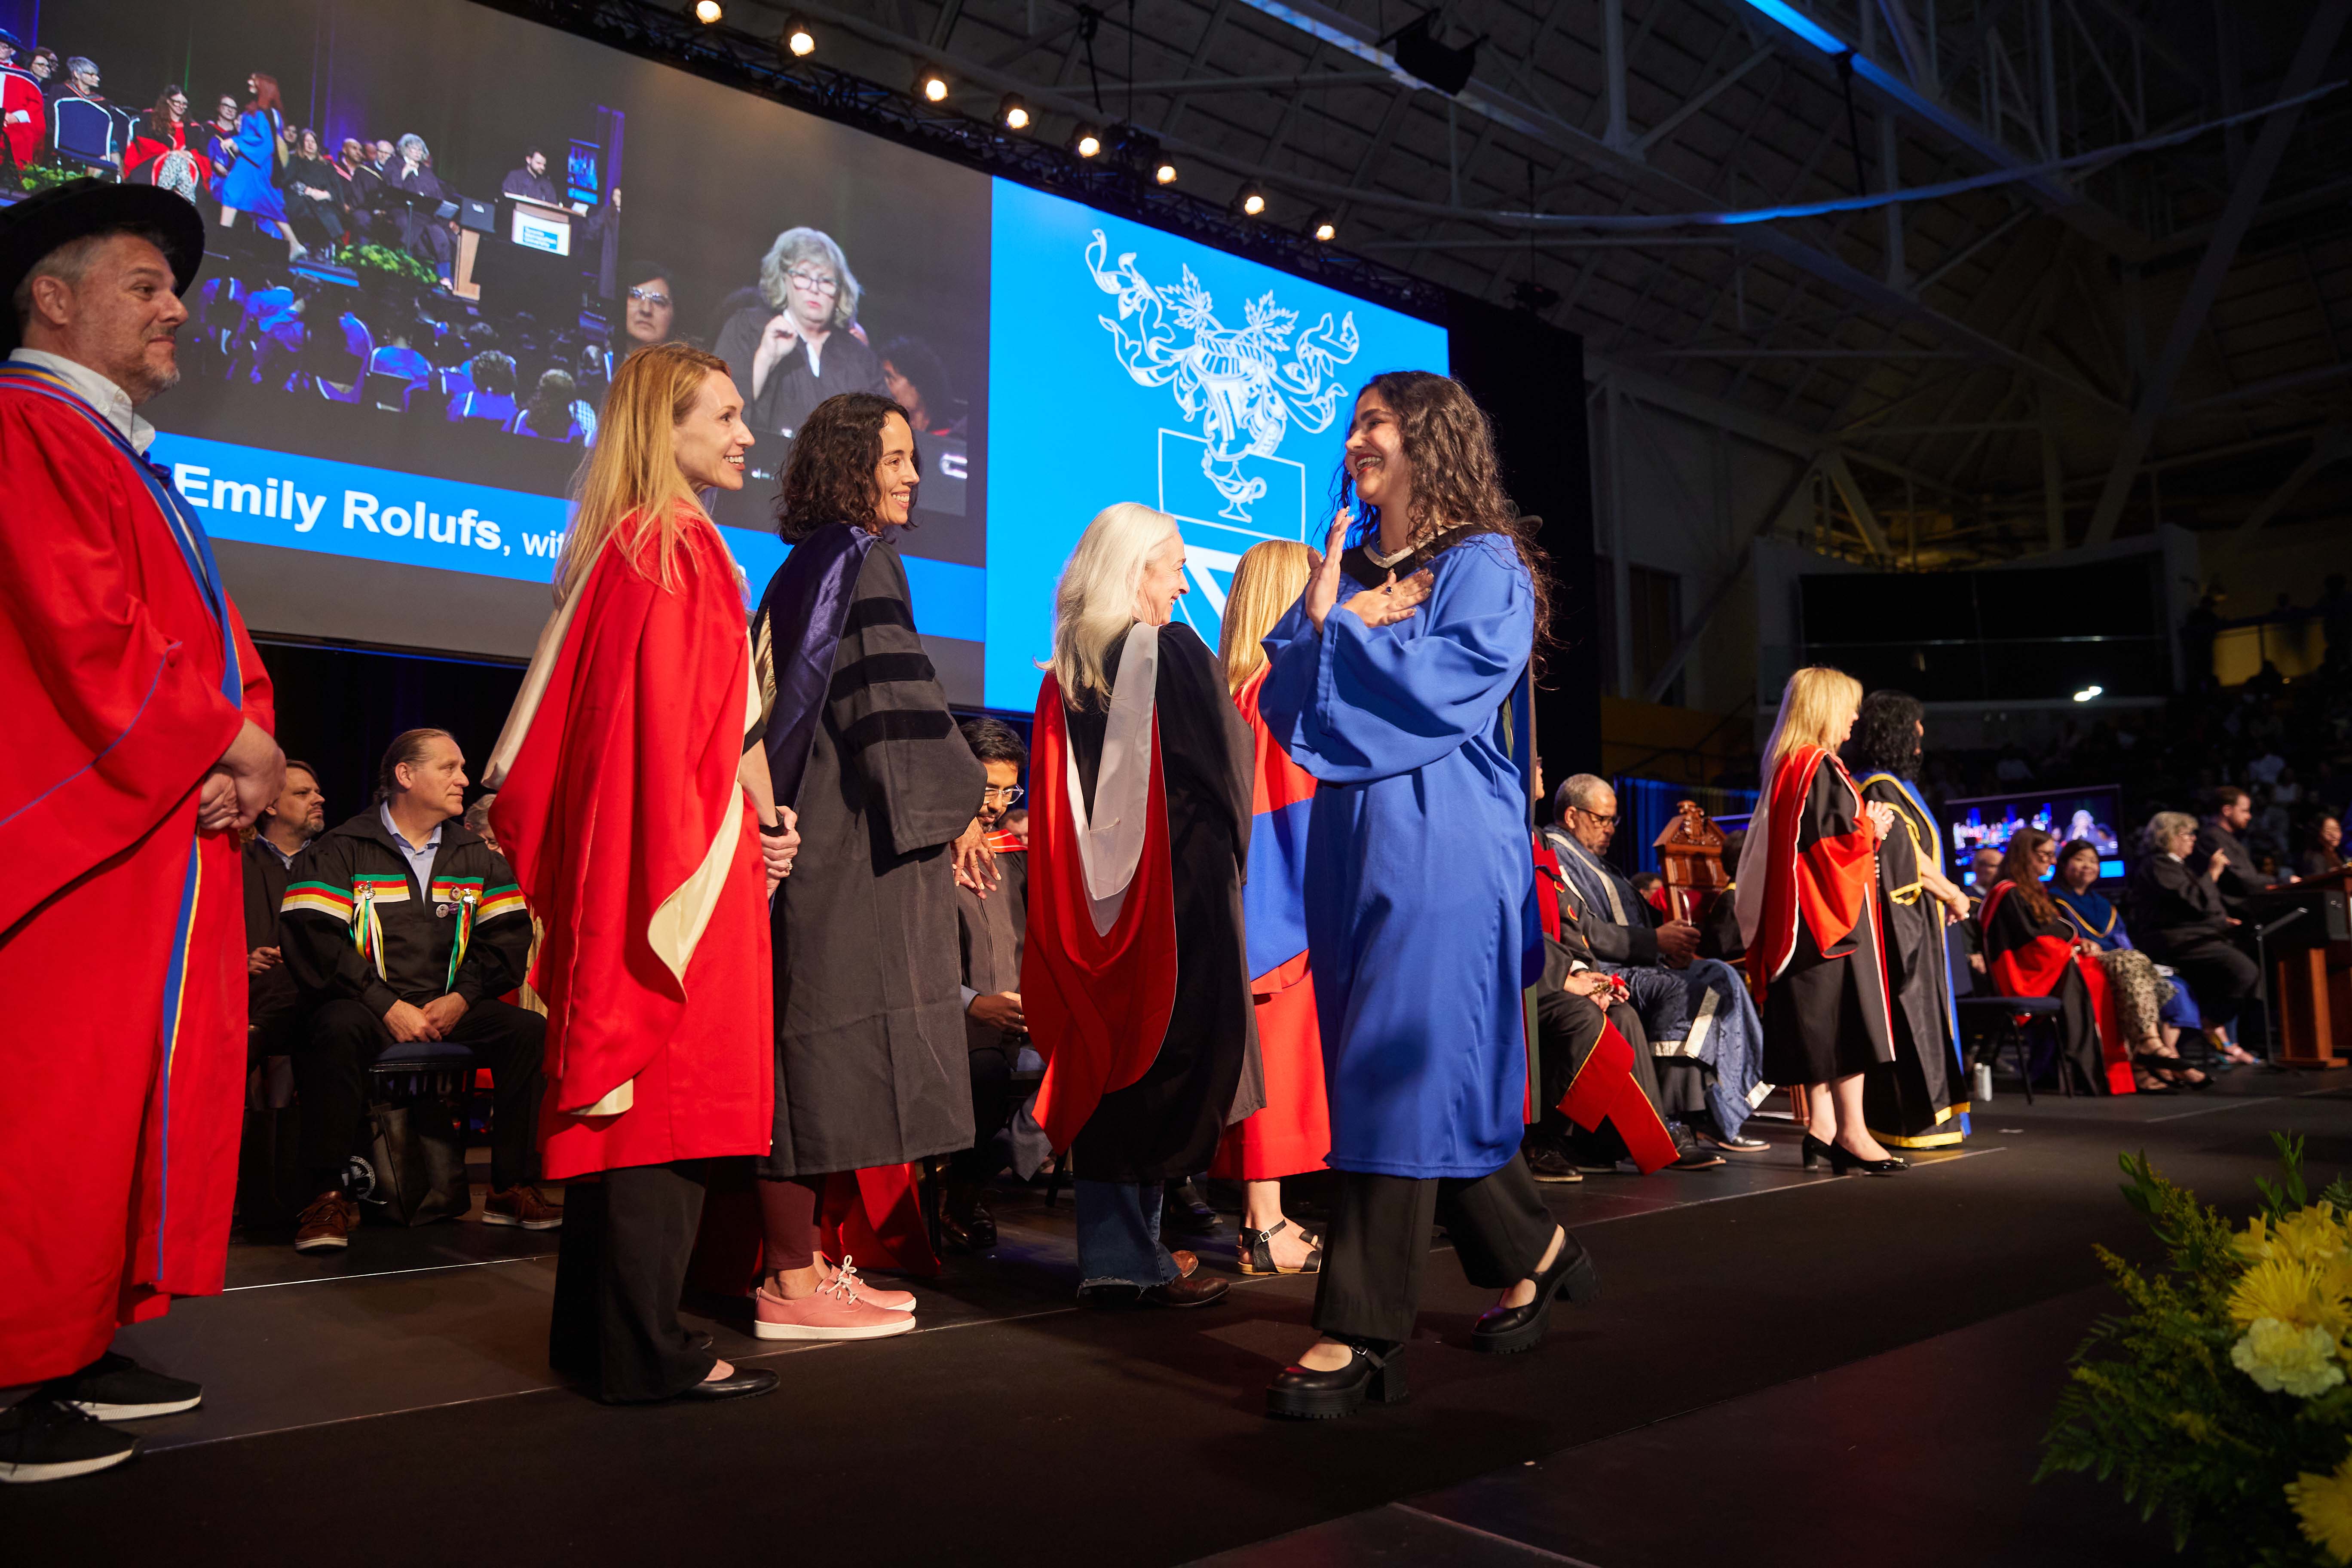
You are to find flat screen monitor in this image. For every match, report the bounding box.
[1944,785,2129,883]
[31,0,1451,711]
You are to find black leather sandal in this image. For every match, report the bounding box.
[1472,1229,1598,1355]
[1266,1340,1406,1419]
[1238,1219,1323,1275]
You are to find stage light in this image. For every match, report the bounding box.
[1233,183,1267,217]
[998,93,1032,131]
[1071,122,1103,157]
[915,66,950,103]
[693,0,722,24]
[780,14,815,55]
[2072,684,2104,702]
[1308,209,1338,242]
[1511,278,1559,313]
[1154,159,1178,185]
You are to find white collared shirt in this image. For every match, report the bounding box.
[8,347,156,453]
[380,800,444,897]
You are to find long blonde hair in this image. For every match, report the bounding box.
[1049,502,1182,708]
[1759,666,1863,778]
[1219,539,1311,695]
[555,342,732,597]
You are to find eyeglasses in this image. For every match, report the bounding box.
[981,785,1025,804]
[1573,806,1620,826]
[786,270,841,296]
[626,288,672,307]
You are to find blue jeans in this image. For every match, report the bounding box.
[1074,1179,1179,1291]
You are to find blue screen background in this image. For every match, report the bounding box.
[983,179,1450,713]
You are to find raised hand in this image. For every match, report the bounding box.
[1342,567,1433,629]
[1303,510,1351,633]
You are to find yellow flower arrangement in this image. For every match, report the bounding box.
[2288,1448,2352,1565]
[2236,1317,2349,1398]
[2230,1256,2352,1344]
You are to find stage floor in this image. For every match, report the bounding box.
[14,1066,2341,1566]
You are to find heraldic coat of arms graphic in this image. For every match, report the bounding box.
[1085,230,1360,524]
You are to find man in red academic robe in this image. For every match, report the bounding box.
[0,182,282,1483]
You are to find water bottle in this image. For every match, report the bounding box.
[1972,1061,1994,1104]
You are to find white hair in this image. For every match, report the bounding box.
[1049,503,1182,708]
[398,133,429,161]
[2146,810,2197,852]
[757,227,861,331]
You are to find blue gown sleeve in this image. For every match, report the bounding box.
[1258,536,1532,785]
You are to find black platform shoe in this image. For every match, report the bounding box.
[1266,1340,1406,1420]
[1472,1229,1598,1355]
[1827,1142,1907,1176]
[1238,1219,1322,1276]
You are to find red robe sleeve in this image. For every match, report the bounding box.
[488,518,747,1114]
[0,401,251,932]
[1796,752,1878,957]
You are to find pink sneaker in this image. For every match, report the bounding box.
[753,1275,917,1341]
[820,1255,915,1313]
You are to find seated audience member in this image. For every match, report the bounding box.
[448,350,518,425]
[1001,806,1029,847]
[280,730,552,1253]
[2050,839,2208,1089]
[2126,810,2260,1063]
[1980,828,2145,1094]
[282,127,345,250]
[1528,841,1717,1178]
[0,33,46,172]
[1698,829,1745,962]
[620,259,680,350]
[879,336,963,437]
[500,146,562,205]
[513,368,586,441]
[946,718,1031,1251]
[1541,774,1768,1154]
[2199,784,2295,916]
[247,762,327,1094]
[2302,813,2346,881]
[1955,844,2004,976]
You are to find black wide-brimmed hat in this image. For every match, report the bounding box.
[0,180,208,355]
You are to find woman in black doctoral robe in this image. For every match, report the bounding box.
[748,392,990,1331]
[1023,502,1262,1307]
[1847,690,1974,1148]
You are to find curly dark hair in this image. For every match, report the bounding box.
[776,392,917,543]
[1334,370,1554,659]
[1849,689,1925,779]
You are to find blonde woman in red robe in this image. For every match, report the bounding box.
[1210,539,1330,1276]
[487,342,796,1404]
[1733,667,1907,1176]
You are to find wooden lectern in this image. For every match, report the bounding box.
[2257,867,2352,1067]
[453,197,575,303]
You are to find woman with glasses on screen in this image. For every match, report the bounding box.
[715,227,889,442]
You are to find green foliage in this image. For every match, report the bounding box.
[335,243,438,289]
[13,162,91,195]
[2039,1146,2352,1565]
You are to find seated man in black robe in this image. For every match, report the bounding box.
[946,718,1031,1251]
[1543,774,1769,1155]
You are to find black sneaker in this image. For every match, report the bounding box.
[45,1352,203,1421]
[0,1398,140,1484]
[1666,1125,1727,1172]
[1525,1145,1584,1184]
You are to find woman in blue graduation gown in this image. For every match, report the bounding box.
[1257,371,1595,1421]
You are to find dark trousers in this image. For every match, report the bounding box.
[2162,936,2260,1031]
[1312,1153,1556,1344]
[549,1161,719,1403]
[948,1044,1016,1185]
[296,996,546,1194]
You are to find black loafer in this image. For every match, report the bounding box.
[677,1367,779,1401]
[1267,1341,1406,1420]
[1472,1230,1598,1355]
[1162,1179,1220,1235]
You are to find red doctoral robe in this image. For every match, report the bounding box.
[1979,880,2132,1095]
[0,364,273,1384]
[0,66,43,169]
[486,511,773,1180]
